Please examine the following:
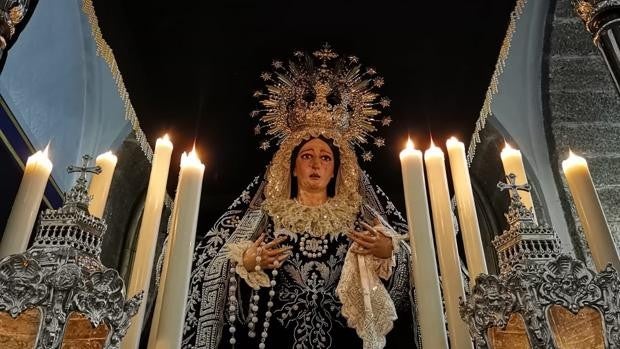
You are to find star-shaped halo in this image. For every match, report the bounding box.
[379,97,391,108]
[381,116,392,126]
[362,151,373,162]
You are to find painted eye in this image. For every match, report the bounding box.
[301,154,312,160]
[321,155,332,161]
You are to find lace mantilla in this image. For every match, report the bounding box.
[263,196,358,238]
[336,249,398,349]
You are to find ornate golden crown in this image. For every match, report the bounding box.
[251,44,391,161]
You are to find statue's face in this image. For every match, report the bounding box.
[293,138,335,194]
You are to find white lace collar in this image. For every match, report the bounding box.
[262,195,359,238]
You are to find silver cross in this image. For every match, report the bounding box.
[497,173,531,203]
[67,155,102,186]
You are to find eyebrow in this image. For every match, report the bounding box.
[300,147,332,155]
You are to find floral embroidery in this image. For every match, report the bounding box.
[274,238,349,349]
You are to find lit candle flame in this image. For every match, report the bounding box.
[42,143,50,158]
[406,137,414,150]
[504,142,514,151]
[429,138,438,150]
[163,133,170,142]
[446,136,461,148]
[181,145,204,168]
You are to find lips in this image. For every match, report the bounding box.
[310,173,320,179]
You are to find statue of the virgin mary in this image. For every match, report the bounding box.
[182,45,419,349]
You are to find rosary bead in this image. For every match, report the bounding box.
[229,338,236,345]
[259,343,266,349]
[269,290,275,296]
[255,265,262,272]
[267,301,274,307]
[272,270,278,276]
[253,294,260,301]
[229,305,236,312]
[229,327,236,334]
[229,315,236,322]
[252,316,259,323]
[265,311,272,318]
[270,280,276,286]
[252,305,259,312]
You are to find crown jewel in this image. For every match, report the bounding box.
[252,44,391,160]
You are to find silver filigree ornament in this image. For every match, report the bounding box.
[251,43,392,159]
[460,173,620,348]
[0,155,143,349]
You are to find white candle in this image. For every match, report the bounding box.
[446,137,487,285]
[0,145,53,258]
[122,135,173,349]
[562,151,620,271]
[500,143,537,223]
[88,151,118,218]
[399,139,449,349]
[148,187,179,349]
[424,141,472,349]
[151,147,204,349]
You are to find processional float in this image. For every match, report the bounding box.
[0,156,142,348]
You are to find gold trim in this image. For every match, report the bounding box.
[80,0,153,162]
[80,0,173,209]
[466,0,527,165]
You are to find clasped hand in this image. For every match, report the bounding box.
[242,233,292,272]
[347,220,393,259]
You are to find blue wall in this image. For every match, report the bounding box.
[0,0,131,191]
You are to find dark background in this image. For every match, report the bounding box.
[92,0,517,234]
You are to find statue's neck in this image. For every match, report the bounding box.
[296,189,328,207]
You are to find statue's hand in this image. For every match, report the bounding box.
[347,220,393,259]
[242,234,291,271]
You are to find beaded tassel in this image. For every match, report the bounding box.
[227,263,239,346]
[247,245,263,338]
[258,260,279,349]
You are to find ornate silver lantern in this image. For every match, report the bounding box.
[460,174,620,348]
[0,155,142,348]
